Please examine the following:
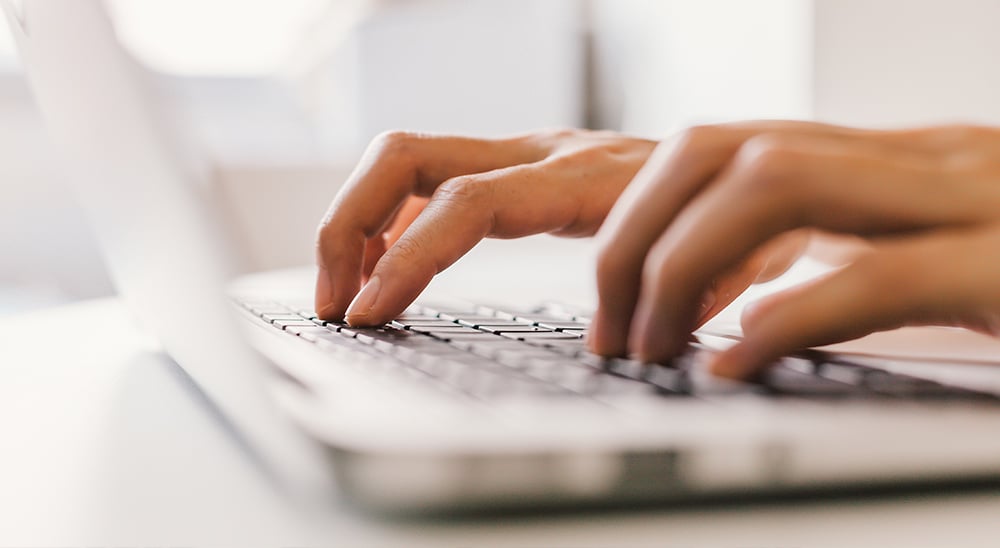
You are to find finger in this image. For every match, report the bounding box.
[590,122,854,357]
[752,229,811,284]
[345,162,587,326]
[711,226,1000,378]
[361,196,428,279]
[316,132,546,320]
[694,229,811,328]
[628,133,990,363]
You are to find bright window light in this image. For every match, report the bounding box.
[108,0,324,75]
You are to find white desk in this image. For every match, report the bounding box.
[5,257,1000,546]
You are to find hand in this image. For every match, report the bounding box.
[315,129,658,324]
[590,122,1000,379]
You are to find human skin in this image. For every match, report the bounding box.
[315,123,1000,378]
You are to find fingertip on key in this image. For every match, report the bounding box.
[345,275,383,326]
[586,310,628,357]
[314,267,342,321]
[710,344,759,380]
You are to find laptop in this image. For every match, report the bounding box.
[10,0,1000,514]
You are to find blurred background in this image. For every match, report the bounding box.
[3,0,1000,315]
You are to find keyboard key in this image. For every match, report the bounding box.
[467,340,532,359]
[816,361,868,385]
[393,313,438,321]
[285,325,334,340]
[296,309,319,319]
[272,319,320,330]
[398,319,464,328]
[513,314,575,324]
[407,326,472,335]
[478,325,552,334]
[502,331,581,341]
[494,348,564,368]
[427,331,500,342]
[248,304,291,315]
[439,313,502,323]
[458,318,531,328]
[761,360,868,397]
[860,370,992,399]
[261,313,306,324]
[605,358,647,381]
[535,321,589,330]
[645,365,690,395]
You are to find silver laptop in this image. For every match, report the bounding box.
[10,0,1000,514]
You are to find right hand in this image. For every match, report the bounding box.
[315,129,658,324]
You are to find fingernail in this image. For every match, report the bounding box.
[346,275,381,321]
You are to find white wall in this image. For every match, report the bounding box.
[588,0,813,137]
[813,0,1000,126]
[293,0,585,154]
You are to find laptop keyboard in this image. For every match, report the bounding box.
[238,299,1000,404]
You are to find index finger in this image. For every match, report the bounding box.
[315,131,546,320]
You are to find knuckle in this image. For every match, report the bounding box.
[384,236,428,267]
[673,124,723,151]
[543,127,580,141]
[730,135,801,194]
[529,127,583,151]
[854,252,913,298]
[556,143,616,167]
[315,213,338,247]
[372,129,415,150]
[951,124,990,142]
[369,129,419,164]
[433,175,492,207]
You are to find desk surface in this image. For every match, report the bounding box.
[5,284,1000,546]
